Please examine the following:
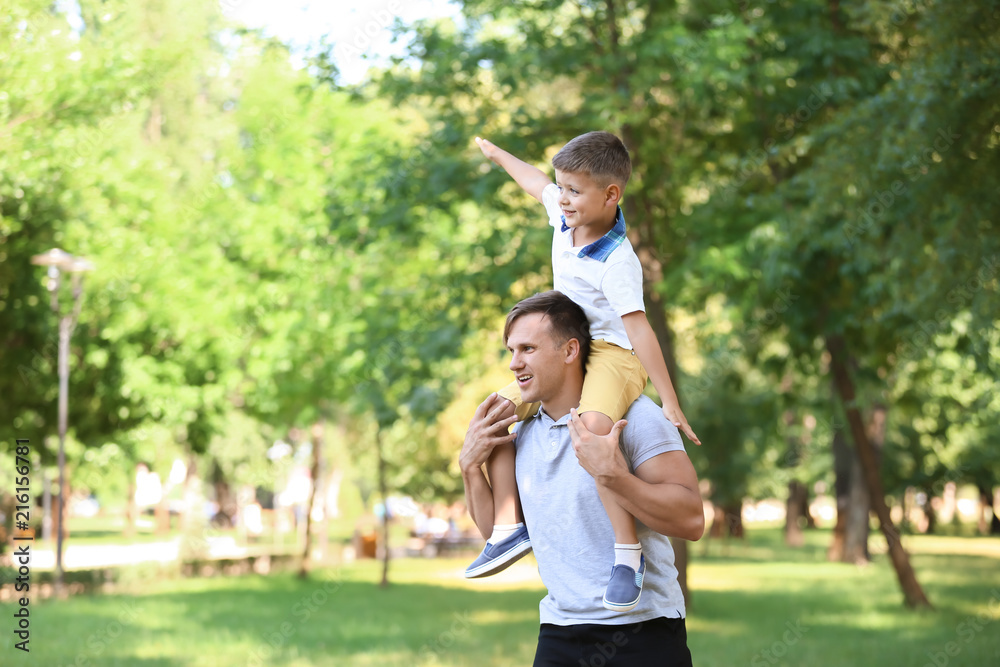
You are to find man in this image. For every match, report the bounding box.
[459,290,705,666]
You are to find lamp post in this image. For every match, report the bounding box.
[30,248,93,597]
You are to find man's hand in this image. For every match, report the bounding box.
[567,408,629,483]
[459,393,518,476]
[663,404,701,446]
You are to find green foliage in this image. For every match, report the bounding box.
[1,0,996,531]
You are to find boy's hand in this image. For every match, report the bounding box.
[475,136,500,163]
[663,405,702,446]
[473,136,550,203]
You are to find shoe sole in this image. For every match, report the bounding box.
[463,539,533,578]
[603,592,641,612]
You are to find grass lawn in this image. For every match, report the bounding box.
[4,528,998,666]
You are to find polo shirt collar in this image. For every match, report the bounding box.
[560,205,627,262]
[535,405,573,426]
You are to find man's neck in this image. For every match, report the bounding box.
[539,387,584,421]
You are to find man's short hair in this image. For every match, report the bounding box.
[551,131,631,190]
[503,291,591,370]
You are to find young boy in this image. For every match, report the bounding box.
[465,131,701,612]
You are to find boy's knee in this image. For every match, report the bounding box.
[580,411,614,436]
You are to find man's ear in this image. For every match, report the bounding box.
[604,183,622,207]
[563,337,581,365]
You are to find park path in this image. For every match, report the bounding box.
[29,536,252,570]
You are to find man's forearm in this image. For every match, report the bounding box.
[462,467,496,541]
[599,470,704,541]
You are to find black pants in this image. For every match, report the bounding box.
[533,617,692,667]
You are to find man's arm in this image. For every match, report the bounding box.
[622,310,701,445]
[459,393,519,540]
[475,137,552,203]
[567,408,705,541]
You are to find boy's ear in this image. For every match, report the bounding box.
[604,183,622,207]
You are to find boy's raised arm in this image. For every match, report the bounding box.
[621,311,702,446]
[476,137,552,204]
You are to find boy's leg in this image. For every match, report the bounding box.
[578,341,648,611]
[579,411,640,547]
[464,395,532,578]
[485,440,521,526]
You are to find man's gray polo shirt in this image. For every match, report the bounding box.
[514,394,688,626]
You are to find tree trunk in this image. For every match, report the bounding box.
[180,453,199,534]
[55,474,70,543]
[921,485,937,534]
[992,487,1000,535]
[826,334,932,608]
[376,429,391,588]
[42,470,53,541]
[785,480,807,547]
[977,486,988,535]
[708,503,726,539]
[125,469,137,540]
[978,485,998,535]
[828,426,871,563]
[672,537,689,607]
[299,420,324,579]
[156,492,171,535]
[843,446,871,564]
[723,501,744,538]
[708,501,744,540]
[828,428,849,561]
[211,461,237,528]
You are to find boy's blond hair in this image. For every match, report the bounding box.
[552,131,631,189]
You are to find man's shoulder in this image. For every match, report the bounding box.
[620,396,684,452]
[623,394,661,418]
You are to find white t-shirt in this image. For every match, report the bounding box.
[542,183,645,350]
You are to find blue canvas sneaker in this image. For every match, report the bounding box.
[603,554,645,612]
[464,525,532,578]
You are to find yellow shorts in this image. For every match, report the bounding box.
[497,340,648,422]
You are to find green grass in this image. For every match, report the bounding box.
[4,529,998,666]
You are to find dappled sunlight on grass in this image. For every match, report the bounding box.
[5,528,998,666]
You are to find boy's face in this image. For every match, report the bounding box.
[554,169,620,237]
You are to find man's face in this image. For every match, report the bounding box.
[506,313,574,405]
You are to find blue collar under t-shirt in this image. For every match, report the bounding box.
[561,205,628,263]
